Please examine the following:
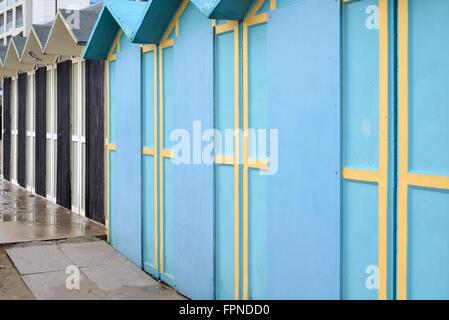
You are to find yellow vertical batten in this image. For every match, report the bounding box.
[242,0,268,301]
[105,60,110,241]
[153,46,159,271]
[397,0,409,301]
[142,44,160,271]
[105,30,121,242]
[213,19,241,300]
[158,44,165,273]
[378,0,388,301]
[232,21,240,301]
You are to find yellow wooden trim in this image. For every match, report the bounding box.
[105,61,110,242]
[270,0,276,11]
[161,0,189,43]
[342,168,379,183]
[107,30,122,61]
[232,22,240,301]
[241,0,268,300]
[245,13,268,27]
[143,148,157,156]
[407,174,449,190]
[397,0,409,300]
[108,144,117,152]
[378,0,389,300]
[242,16,249,303]
[142,44,156,53]
[152,45,159,271]
[247,159,269,171]
[161,150,174,159]
[215,21,236,35]
[215,155,235,166]
[158,44,164,273]
[160,39,174,49]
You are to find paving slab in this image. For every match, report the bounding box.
[6,244,73,275]
[22,271,106,300]
[82,261,160,292]
[58,240,127,268]
[0,179,106,245]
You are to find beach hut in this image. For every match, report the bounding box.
[85,0,340,300]
[342,0,449,300]
[1,3,105,224]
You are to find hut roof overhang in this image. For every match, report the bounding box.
[83,0,148,60]
[132,0,182,44]
[190,0,254,20]
[21,26,57,65]
[45,3,102,56]
[3,37,33,72]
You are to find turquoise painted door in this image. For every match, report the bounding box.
[141,47,159,277]
[342,0,393,300]
[108,34,143,267]
[397,0,449,300]
[343,0,449,300]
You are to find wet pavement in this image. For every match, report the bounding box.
[0,179,106,244]
[4,239,185,300]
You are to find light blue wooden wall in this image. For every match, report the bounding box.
[266,0,341,299]
[109,34,143,267]
[173,3,215,300]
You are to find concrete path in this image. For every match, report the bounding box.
[0,179,106,244]
[5,238,184,300]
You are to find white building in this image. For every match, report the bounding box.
[0,0,92,46]
[0,0,91,100]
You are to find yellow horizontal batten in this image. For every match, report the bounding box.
[342,168,379,183]
[161,150,174,159]
[108,144,117,152]
[160,39,175,49]
[141,44,156,53]
[215,22,236,35]
[142,148,157,156]
[245,13,268,27]
[247,159,269,170]
[215,155,235,166]
[407,173,449,190]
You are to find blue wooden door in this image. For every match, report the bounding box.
[141,46,159,277]
[342,0,393,300]
[397,0,449,300]
[108,33,143,267]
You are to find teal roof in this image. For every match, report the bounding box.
[83,0,148,60]
[133,0,182,44]
[190,0,253,20]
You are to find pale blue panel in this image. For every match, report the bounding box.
[142,156,156,276]
[109,60,117,145]
[249,170,268,299]
[248,23,268,160]
[110,36,142,267]
[342,181,378,300]
[247,22,268,299]
[214,25,236,300]
[142,51,155,148]
[408,187,449,300]
[162,47,174,149]
[408,0,449,176]
[162,158,175,286]
[266,0,341,299]
[173,6,214,299]
[215,31,234,157]
[215,166,235,300]
[109,151,118,248]
[343,0,379,171]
